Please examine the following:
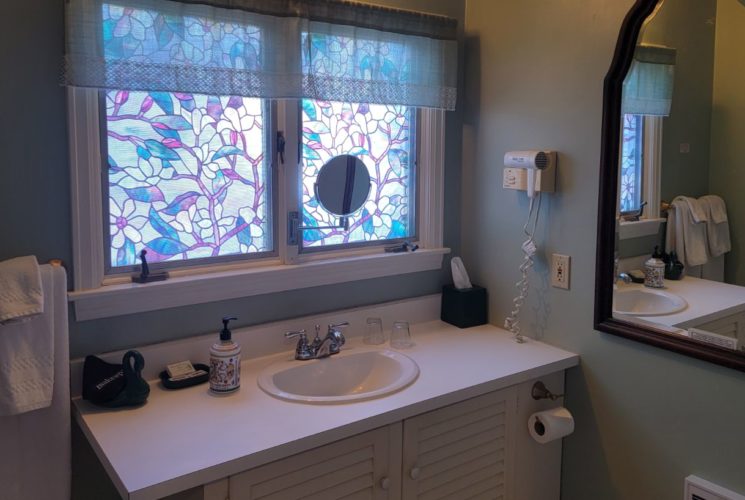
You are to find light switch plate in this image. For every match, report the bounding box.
[551,254,570,290]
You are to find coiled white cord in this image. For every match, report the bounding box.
[504,193,542,343]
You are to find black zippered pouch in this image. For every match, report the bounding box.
[82,350,150,407]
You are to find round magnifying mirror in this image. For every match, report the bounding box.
[314,155,371,216]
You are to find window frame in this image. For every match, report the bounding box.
[617,113,664,239]
[294,100,420,255]
[67,87,448,319]
[617,114,663,217]
[99,91,279,276]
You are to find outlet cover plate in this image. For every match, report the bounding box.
[551,254,570,290]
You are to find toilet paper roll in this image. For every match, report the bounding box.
[529,406,574,444]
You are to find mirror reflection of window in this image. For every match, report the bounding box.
[619,44,675,219]
[620,114,644,214]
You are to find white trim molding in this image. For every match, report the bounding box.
[68,87,105,290]
[618,217,665,240]
[417,108,446,249]
[69,248,449,320]
[642,115,663,219]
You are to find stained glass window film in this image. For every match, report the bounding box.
[620,113,643,213]
[101,3,263,72]
[300,99,415,248]
[104,90,271,268]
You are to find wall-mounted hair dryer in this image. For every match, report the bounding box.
[503,150,557,343]
[503,151,557,198]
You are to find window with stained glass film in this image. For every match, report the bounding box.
[104,90,271,268]
[620,113,643,213]
[300,99,415,248]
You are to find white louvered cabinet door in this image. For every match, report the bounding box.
[401,388,517,500]
[229,424,402,500]
[692,311,745,343]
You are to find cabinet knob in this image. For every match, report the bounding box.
[409,466,421,480]
[380,477,390,490]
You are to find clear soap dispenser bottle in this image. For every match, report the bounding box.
[209,316,241,394]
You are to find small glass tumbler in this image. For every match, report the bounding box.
[390,321,414,349]
[363,317,386,345]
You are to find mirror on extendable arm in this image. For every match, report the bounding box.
[315,155,371,220]
[291,155,372,241]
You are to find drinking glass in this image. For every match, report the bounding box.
[363,317,385,345]
[390,321,414,349]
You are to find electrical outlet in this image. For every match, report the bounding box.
[551,254,570,290]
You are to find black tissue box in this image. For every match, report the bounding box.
[441,284,488,328]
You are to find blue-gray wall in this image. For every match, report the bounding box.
[0,0,464,359]
[0,1,72,267]
[463,1,745,499]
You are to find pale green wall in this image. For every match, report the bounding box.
[710,0,745,285]
[462,1,745,499]
[643,0,716,202]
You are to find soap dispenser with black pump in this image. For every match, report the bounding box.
[209,316,241,394]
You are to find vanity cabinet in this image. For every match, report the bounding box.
[690,311,745,346]
[221,425,401,500]
[401,388,514,499]
[203,383,548,500]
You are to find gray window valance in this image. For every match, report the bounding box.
[622,44,676,116]
[64,0,458,109]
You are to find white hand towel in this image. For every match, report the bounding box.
[682,196,708,224]
[0,256,43,323]
[700,195,731,257]
[700,195,728,224]
[0,265,56,416]
[668,197,708,267]
[0,265,70,500]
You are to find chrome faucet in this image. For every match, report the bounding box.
[285,322,348,360]
[613,256,632,285]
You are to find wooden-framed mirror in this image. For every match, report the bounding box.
[595,0,745,372]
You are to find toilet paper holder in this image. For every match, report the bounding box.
[531,381,564,401]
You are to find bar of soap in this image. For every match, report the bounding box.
[629,269,645,283]
[166,360,196,378]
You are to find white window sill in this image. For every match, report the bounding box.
[68,248,450,321]
[618,218,665,240]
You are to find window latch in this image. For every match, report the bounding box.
[277,131,286,165]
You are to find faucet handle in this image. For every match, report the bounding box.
[285,330,314,360]
[328,322,349,332]
[327,322,348,351]
[284,329,307,340]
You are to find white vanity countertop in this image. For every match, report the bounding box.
[617,276,745,328]
[73,321,578,500]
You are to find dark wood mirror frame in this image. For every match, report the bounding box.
[594,0,745,372]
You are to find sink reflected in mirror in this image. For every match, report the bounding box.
[613,287,687,316]
[257,348,419,404]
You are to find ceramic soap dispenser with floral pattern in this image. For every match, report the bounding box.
[209,316,241,394]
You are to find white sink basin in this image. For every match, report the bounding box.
[613,288,687,316]
[257,348,420,404]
